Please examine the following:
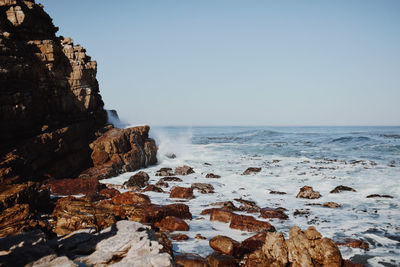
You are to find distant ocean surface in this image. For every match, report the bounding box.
[105,126,400,266]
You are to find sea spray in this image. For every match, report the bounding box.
[106,109,128,128]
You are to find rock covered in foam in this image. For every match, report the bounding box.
[296,185,321,199]
[81,220,172,267]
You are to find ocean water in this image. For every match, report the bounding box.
[103,126,400,266]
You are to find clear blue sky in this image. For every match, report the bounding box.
[39,0,400,126]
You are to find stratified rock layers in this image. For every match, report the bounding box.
[0,0,157,183]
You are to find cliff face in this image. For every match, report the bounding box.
[0,0,156,183]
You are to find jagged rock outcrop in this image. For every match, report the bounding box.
[0,1,157,184]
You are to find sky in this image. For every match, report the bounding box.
[39,0,400,126]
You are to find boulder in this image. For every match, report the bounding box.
[174,165,195,175]
[52,196,115,236]
[234,198,260,213]
[98,188,120,198]
[143,185,165,193]
[336,238,369,250]
[245,226,343,267]
[322,202,341,208]
[206,253,237,267]
[170,233,189,241]
[156,168,174,176]
[164,203,192,220]
[156,180,169,188]
[111,191,151,205]
[241,232,267,253]
[296,186,321,199]
[330,185,356,193]
[81,220,172,266]
[154,216,189,232]
[209,235,241,257]
[191,183,215,194]
[195,233,207,240]
[174,253,208,267]
[48,177,101,195]
[205,173,221,178]
[210,209,234,223]
[230,214,276,232]
[124,171,150,188]
[242,168,261,175]
[159,176,182,182]
[170,186,194,199]
[260,207,288,220]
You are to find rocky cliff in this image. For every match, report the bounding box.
[0,0,157,184]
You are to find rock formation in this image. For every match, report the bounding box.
[0,0,157,184]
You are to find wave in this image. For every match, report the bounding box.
[330,136,372,143]
[201,129,282,144]
[379,134,400,139]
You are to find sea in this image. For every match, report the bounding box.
[103,126,400,266]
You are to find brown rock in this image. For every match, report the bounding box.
[234,198,260,213]
[98,188,120,198]
[206,253,237,267]
[160,176,182,182]
[156,167,173,176]
[210,209,234,223]
[142,184,165,193]
[0,182,49,212]
[175,165,195,175]
[164,203,192,220]
[191,183,215,194]
[111,191,151,205]
[48,177,101,195]
[0,204,50,237]
[343,259,366,267]
[210,201,239,211]
[336,238,369,250]
[52,196,115,236]
[170,186,194,199]
[260,207,288,220]
[230,214,276,232]
[330,185,356,193]
[155,180,169,188]
[269,190,286,195]
[195,233,207,240]
[205,173,221,178]
[175,253,208,267]
[123,171,150,188]
[209,235,241,257]
[242,167,261,175]
[241,232,267,253]
[154,216,189,232]
[170,233,189,241]
[296,185,321,199]
[322,201,341,208]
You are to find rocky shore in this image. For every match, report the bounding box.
[0,1,369,266]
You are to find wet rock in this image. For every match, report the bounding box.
[269,190,286,195]
[209,235,241,257]
[293,209,310,217]
[234,198,260,213]
[330,185,356,193]
[165,153,176,159]
[230,214,276,232]
[322,202,341,208]
[210,209,234,223]
[296,185,321,199]
[81,220,172,266]
[206,173,221,178]
[154,216,189,232]
[366,194,393,198]
[336,238,369,250]
[88,126,157,180]
[170,186,194,199]
[164,203,193,220]
[206,253,237,267]
[174,165,195,175]
[191,183,215,194]
[245,226,343,267]
[242,167,261,175]
[195,233,207,240]
[260,207,288,220]
[111,191,151,205]
[170,233,189,241]
[160,176,183,182]
[0,204,50,237]
[342,259,366,267]
[98,188,120,199]
[210,201,239,211]
[52,196,115,236]
[123,171,150,188]
[156,168,173,176]
[0,182,49,212]
[174,253,208,267]
[156,180,169,188]
[241,232,267,253]
[143,185,165,193]
[48,177,101,195]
